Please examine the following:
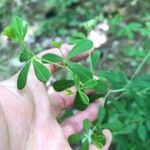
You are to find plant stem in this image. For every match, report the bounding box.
[125,50,150,88]
[102,51,150,105]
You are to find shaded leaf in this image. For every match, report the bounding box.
[68,133,83,145]
[80,140,89,150]
[81,79,97,90]
[90,50,101,71]
[17,61,31,89]
[20,49,33,62]
[74,91,88,111]
[102,121,123,131]
[97,107,106,124]
[83,119,92,133]
[138,124,147,141]
[53,80,74,91]
[67,62,92,83]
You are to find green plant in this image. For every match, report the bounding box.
[3,16,150,150]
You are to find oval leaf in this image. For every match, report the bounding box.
[67,62,92,83]
[42,53,63,63]
[79,91,89,105]
[33,60,50,82]
[68,133,83,145]
[74,91,88,111]
[83,119,92,133]
[97,107,106,124]
[68,39,93,58]
[17,61,31,89]
[53,80,74,91]
[80,79,97,90]
[20,49,33,62]
[80,140,89,150]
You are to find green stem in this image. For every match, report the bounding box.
[103,50,150,105]
[125,50,150,88]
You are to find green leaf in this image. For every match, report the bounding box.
[17,61,31,89]
[74,75,81,89]
[53,80,74,91]
[42,53,63,63]
[92,133,105,149]
[90,50,101,71]
[80,79,97,90]
[102,121,123,131]
[93,80,108,95]
[4,16,28,42]
[74,91,89,111]
[33,60,51,82]
[12,16,28,42]
[138,123,147,141]
[67,62,92,83]
[97,107,106,124]
[83,119,92,133]
[52,41,61,48]
[3,26,16,40]
[68,39,93,58]
[68,133,83,145]
[80,140,89,150]
[79,91,89,105]
[20,49,33,62]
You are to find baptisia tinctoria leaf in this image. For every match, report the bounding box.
[68,39,93,58]
[4,16,28,43]
[17,61,31,89]
[33,60,51,82]
[42,53,63,63]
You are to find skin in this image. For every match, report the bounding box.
[0,44,112,150]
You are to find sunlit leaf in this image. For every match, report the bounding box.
[42,53,63,63]
[33,60,50,82]
[68,39,93,58]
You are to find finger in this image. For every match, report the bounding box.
[89,129,112,150]
[61,99,103,138]
[48,86,76,116]
[48,86,95,116]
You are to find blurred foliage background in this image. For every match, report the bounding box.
[0,0,150,149]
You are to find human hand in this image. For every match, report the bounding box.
[0,44,112,150]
